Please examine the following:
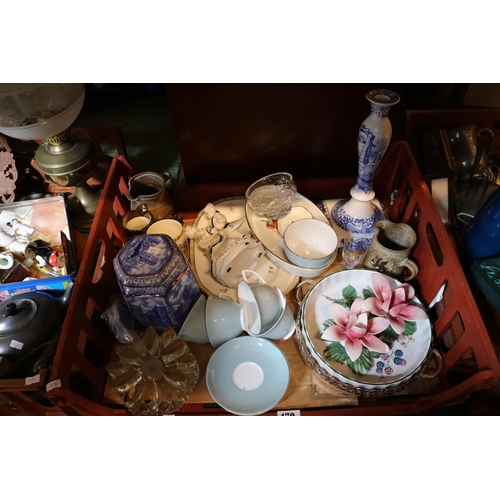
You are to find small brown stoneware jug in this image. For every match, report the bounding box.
[126,171,176,222]
[363,220,419,281]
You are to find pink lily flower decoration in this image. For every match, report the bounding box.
[322,298,390,362]
[362,273,428,334]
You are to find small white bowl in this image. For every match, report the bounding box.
[283,219,338,269]
[277,206,313,237]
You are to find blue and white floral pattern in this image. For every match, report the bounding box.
[114,234,201,330]
[355,124,390,195]
[331,198,385,235]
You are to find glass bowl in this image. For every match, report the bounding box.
[245,172,297,220]
[106,326,200,415]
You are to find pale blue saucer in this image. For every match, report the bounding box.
[206,336,290,415]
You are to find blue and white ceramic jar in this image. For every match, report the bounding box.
[113,234,201,331]
[331,89,400,247]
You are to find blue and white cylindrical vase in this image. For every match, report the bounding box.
[331,89,400,248]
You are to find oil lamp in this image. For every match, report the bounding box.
[0,83,101,230]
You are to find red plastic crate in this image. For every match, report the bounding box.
[47,155,133,416]
[0,369,65,416]
[0,126,129,417]
[45,144,500,415]
[364,141,500,413]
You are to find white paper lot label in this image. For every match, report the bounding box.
[25,374,41,386]
[277,410,301,416]
[46,379,62,392]
[10,340,24,350]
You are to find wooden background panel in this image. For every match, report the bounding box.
[166,83,406,185]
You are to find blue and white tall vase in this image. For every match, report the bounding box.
[331,89,400,248]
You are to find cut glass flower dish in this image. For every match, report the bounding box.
[106,326,200,415]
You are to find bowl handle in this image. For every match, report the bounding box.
[295,280,316,306]
[421,349,443,379]
[241,269,266,285]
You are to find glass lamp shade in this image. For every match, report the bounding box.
[0,83,85,141]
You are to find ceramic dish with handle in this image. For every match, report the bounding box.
[245,192,336,278]
[295,308,433,396]
[189,197,299,299]
[296,269,433,392]
[206,336,290,415]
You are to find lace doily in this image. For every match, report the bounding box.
[0,134,18,204]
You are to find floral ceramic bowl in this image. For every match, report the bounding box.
[297,269,432,392]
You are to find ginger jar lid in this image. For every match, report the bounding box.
[114,234,183,288]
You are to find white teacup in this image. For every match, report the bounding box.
[258,305,295,341]
[240,270,286,334]
[248,283,285,333]
[237,280,262,336]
